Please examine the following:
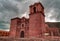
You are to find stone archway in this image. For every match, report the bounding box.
[20,31,24,38]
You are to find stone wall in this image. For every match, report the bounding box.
[0,37,60,41]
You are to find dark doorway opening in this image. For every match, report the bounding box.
[20,31,24,38]
[34,7,36,13]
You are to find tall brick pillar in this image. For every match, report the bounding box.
[29,2,46,38]
[9,17,20,38]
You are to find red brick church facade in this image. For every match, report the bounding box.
[9,2,60,38]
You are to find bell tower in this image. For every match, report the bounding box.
[29,2,46,38]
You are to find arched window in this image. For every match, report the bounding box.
[33,7,36,13]
[22,24,24,27]
[20,31,24,38]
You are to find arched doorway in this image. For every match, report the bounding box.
[20,31,24,38]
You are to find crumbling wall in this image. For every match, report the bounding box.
[0,37,60,41]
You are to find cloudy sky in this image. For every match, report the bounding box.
[0,0,60,31]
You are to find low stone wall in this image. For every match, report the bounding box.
[0,37,60,41]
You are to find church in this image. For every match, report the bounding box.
[0,2,60,39]
[9,2,60,38]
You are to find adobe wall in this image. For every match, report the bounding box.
[29,2,46,38]
[0,37,60,41]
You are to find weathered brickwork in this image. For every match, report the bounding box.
[29,2,45,38]
[0,30,9,37]
[9,2,46,38]
[0,37,60,41]
[9,2,60,38]
[0,2,60,41]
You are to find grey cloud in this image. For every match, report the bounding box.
[49,8,60,21]
[0,0,60,31]
[0,0,18,13]
[20,0,60,22]
[41,0,60,22]
[0,0,19,30]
